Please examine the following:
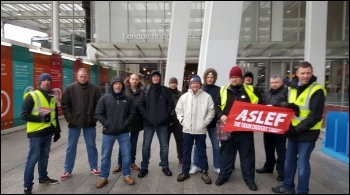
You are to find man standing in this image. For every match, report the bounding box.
[113,74,144,173]
[272,62,326,194]
[214,66,260,191]
[137,70,174,178]
[167,77,184,164]
[95,76,136,187]
[61,68,101,180]
[21,73,61,194]
[175,75,215,184]
[190,68,221,175]
[256,75,288,181]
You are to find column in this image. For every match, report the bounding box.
[164,1,191,90]
[197,2,243,87]
[271,1,283,41]
[304,2,328,87]
[52,1,60,52]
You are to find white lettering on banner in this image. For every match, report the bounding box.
[233,121,283,133]
[235,109,287,127]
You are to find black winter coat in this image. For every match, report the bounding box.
[94,77,135,136]
[138,84,174,127]
[124,82,144,132]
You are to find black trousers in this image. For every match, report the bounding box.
[167,122,183,159]
[219,132,255,182]
[262,132,286,176]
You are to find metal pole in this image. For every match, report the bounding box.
[72,1,75,56]
[52,1,60,52]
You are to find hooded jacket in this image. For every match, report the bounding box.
[124,76,144,132]
[94,76,135,136]
[202,68,220,128]
[138,70,174,126]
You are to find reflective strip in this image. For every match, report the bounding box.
[220,84,258,110]
[291,83,317,121]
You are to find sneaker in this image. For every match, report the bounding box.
[112,165,122,174]
[138,168,148,178]
[130,164,140,171]
[91,168,100,176]
[162,167,172,176]
[213,168,220,174]
[123,176,135,185]
[201,171,212,184]
[96,178,108,188]
[61,171,71,181]
[177,173,190,182]
[39,176,59,185]
[24,187,32,194]
[271,185,295,194]
[189,165,201,175]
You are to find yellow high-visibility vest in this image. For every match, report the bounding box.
[288,82,326,130]
[23,90,57,133]
[220,84,259,110]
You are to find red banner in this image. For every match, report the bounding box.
[223,101,294,134]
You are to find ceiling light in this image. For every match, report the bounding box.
[167,12,171,15]
[17,11,22,16]
[61,55,76,61]
[29,48,52,55]
[1,41,12,47]
[83,60,94,65]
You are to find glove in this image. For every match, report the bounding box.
[286,103,300,117]
[53,133,61,142]
[43,114,51,122]
[285,128,298,136]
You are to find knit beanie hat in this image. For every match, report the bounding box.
[39,73,52,84]
[244,72,254,79]
[169,77,178,84]
[190,75,202,86]
[229,66,243,78]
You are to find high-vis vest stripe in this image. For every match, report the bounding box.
[220,84,259,110]
[288,82,326,130]
[23,90,57,133]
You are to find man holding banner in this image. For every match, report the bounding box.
[272,62,326,194]
[214,66,261,191]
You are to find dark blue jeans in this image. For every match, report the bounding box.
[141,125,169,168]
[283,139,315,194]
[182,133,208,174]
[118,131,140,165]
[23,134,52,188]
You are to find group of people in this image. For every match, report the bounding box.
[21,61,326,194]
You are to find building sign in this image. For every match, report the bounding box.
[122,33,202,40]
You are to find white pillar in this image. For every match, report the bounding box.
[52,1,60,52]
[164,1,191,90]
[271,1,283,41]
[305,2,328,87]
[197,2,243,87]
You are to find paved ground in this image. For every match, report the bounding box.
[1,119,349,194]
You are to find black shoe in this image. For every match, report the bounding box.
[271,185,295,194]
[177,173,190,182]
[24,187,32,194]
[162,167,172,176]
[138,168,148,178]
[201,171,212,184]
[39,176,59,184]
[277,175,284,181]
[215,177,228,186]
[256,167,273,173]
[159,162,162,166]
[246,180,258,191]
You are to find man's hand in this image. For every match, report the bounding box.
[43,114,51,122]
[220,115,228,124]
[285,128,298,136]
[53,133,61,142]
[286,103,300,117]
